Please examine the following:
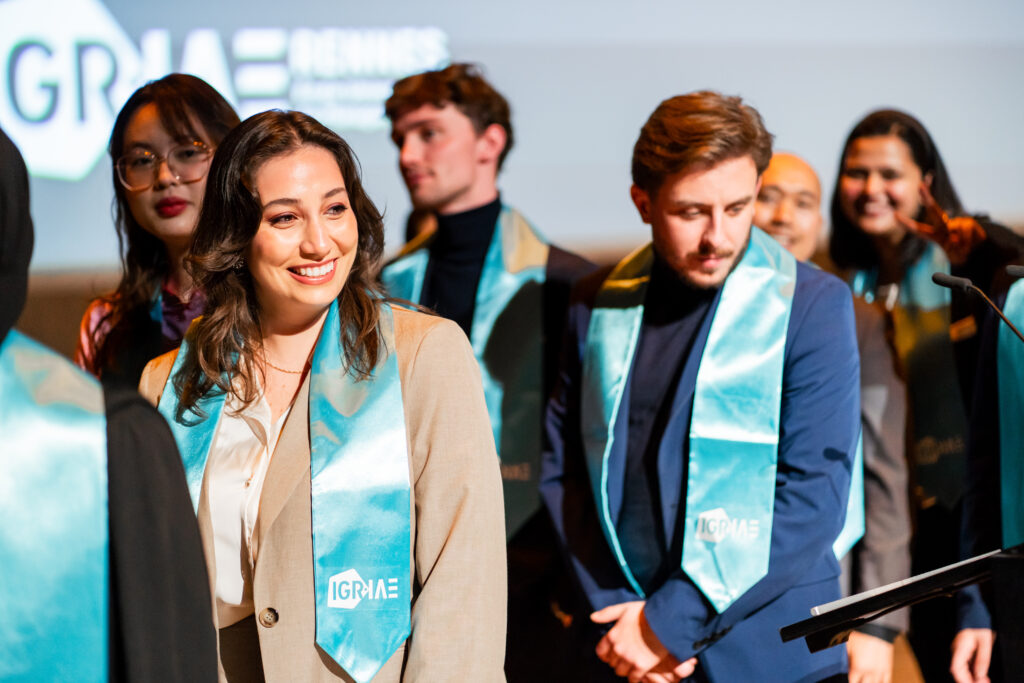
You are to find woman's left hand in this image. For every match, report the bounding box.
[896,182,986,265]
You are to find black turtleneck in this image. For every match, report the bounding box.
[419,196,503,337]
[617,253,718,592]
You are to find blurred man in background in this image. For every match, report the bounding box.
[381,63,594,682]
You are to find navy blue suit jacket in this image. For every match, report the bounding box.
[540,257,861,682]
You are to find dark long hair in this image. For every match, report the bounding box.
[829,109,965,272]
[174,110,387,418]
[88,74,239,376]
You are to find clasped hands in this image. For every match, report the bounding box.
[592,601,698,683]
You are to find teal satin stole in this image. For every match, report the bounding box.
[381,205,548,538]
[852,242,967,509]
[0,331,108,682]
[583,229,802,611]
[149,286,163,325]
[158,301,411,683]
[999,279,1024,547]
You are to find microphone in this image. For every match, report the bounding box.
[931,272,973,293]
[1006,265,1024,279]
[932,272,1024,345]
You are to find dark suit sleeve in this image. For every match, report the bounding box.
[540,269,638,611]
[954,219,1024,298]
[543,246,597,402]
[513,246,597,568]
[105,385,217,683]
[642,271,861,661]
[957,292,1007,631]
[950,219,1024,404]
[955,224,1024,631]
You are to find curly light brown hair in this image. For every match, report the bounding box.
[174,110,386,418]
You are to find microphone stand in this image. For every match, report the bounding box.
[783,267,1024,676]
[931,268,1024,681]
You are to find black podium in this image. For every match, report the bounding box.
[781,548,1024,681]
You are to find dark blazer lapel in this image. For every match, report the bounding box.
[253,376,311,558]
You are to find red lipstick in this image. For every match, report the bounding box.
[155,197,188,218]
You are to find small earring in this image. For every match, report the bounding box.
[233,258,245,271]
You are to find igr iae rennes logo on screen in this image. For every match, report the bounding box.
[0,0,449,181]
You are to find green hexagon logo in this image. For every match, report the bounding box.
[0,0,142,180]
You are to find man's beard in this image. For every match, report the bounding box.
[677,232,751,291]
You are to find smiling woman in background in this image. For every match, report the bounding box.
[76,73,239,387]
[828,109,1024,683]
[138,110,506,682]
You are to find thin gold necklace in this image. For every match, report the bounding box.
[262,355,307,375]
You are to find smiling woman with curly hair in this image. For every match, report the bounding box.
[139,109,507,683]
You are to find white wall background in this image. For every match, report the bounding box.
[6,0,1024,270]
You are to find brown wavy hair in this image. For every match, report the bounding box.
[385,62,514,169]
[174,110,387,419]
[88,74,239,378]
[632,90,773,196]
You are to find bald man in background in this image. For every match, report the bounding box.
[754,153,823,261]
[755,152,913,683]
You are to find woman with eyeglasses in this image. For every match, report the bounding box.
[75,73,240,387]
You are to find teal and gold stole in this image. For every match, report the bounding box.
[582,228,860,611]
[0,331,108,683]
[158,300,411,683]
[382,205,549,538]
[999,279,1024,547]
[851,242,967,510]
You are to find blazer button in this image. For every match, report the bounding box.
[258,608,279,628]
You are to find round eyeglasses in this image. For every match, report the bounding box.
[115,141,214,192]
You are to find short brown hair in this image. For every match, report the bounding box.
[632,91,773,195]
[386,63,514,169]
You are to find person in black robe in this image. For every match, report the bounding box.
[1,126,216,682]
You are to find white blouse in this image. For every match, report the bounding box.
[206,390,292,627]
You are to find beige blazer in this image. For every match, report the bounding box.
[140,308,508,682]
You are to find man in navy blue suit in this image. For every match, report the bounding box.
[540,92,861,682]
